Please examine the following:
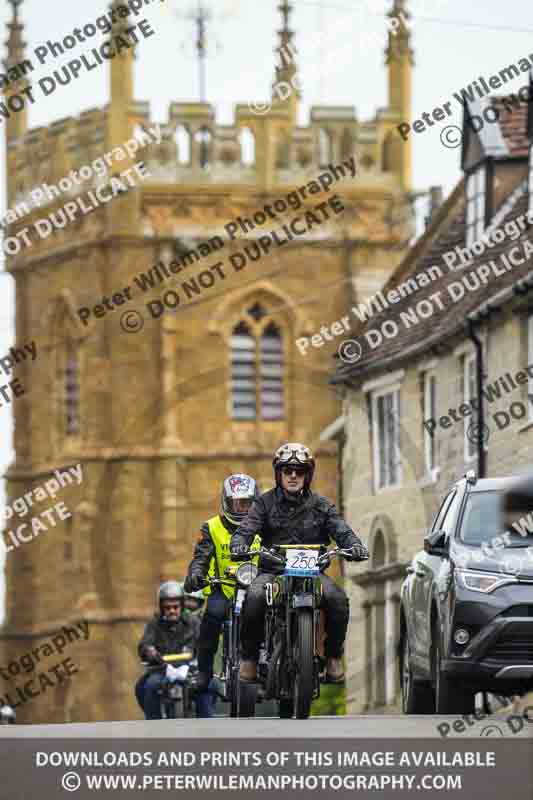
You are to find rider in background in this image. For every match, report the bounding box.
[135,581,202,719]
[184,474,261,717]
[183,589,206,617]
[0,705,15,724]
[230,443,368,684]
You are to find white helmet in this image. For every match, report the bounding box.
[220,474,260,526]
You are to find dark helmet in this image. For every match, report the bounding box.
[221,473,260,526]
[272,442,315,488]
[157,581,184,609]
[0,705,15,724]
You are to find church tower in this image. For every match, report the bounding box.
[0,1,414,722]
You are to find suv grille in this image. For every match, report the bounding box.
[486,624,533,663]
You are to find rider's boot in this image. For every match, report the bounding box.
[325,657,345,683]
[239,660,257,682]
[195,672,210,692]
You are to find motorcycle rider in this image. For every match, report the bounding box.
[135,581,203,719]
[230,443,369,684]
[183,589,206,616]
[0,705,15,724]
[184,474,261,715]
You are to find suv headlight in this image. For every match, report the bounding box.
[455,569,518,594]
[235,562,258,588]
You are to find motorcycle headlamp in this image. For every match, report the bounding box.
[235,562,258,588]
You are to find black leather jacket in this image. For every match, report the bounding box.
[230,486,368,571]
[137,612,200,664]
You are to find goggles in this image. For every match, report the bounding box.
[277,447,311,464]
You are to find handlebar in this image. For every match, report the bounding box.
[162,652,194,663]
[233,545,366,569]
[205,576,236,588]
[141,651,195,669]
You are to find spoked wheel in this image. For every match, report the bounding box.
[294,610,314,720]
[236,679,257,718]
[162,701,177,719]
[183,689,195,719]
[265,640,283,700]
[229,665,239,718]
[279,698,294,719]
[401,635,434,714]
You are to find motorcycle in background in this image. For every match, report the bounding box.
[206,561,259,718]
[141,651,198,719]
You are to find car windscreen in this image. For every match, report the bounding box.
[459,491,533,547]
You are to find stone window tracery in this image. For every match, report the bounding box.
[65,338,80,436]
[230,304,284,421]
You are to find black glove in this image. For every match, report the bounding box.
[230,545,250,561]
[142,646,164,665]
[184,573,205,593]
[344,544,369,562]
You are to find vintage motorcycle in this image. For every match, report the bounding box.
[142,651,198,719]
[206,562,259,718]
[250,544,354,720]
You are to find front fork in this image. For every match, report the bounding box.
[285,605,321,696]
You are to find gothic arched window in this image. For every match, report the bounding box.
[175,124,191,165]
[230,304,285,421]
[318,128,332,167]
[372,528,386,568]
[65,338,80,436]
[195,127,212,169]
[341,128,353,162]
[239,127,256,166]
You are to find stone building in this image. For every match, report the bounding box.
[0,1,415,721]
[331,91,533,712]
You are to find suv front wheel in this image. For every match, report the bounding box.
[401,634,434,714]
[432,629,475,714]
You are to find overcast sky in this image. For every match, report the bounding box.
[1,0,533,618]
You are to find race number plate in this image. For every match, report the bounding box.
[284,548,320,577]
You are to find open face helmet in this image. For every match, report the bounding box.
[157,581,184,616]
[272,442,315,488]
[221,474,260,526]
[0,705,15,724]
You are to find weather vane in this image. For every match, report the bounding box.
[171,0,239,103]
[9,0,23,16]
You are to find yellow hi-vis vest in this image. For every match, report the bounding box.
[204,515,260,600]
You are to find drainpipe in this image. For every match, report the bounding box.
[467,320,487,478]
[465,271,533,479]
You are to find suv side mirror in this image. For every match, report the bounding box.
[424,529,448,557]
[501,473,533,530]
